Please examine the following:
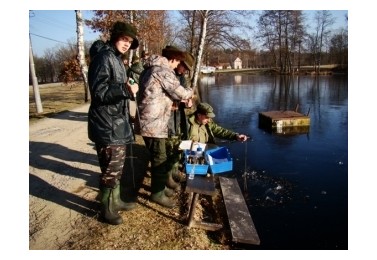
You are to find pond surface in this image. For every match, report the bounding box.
[199,73,348,249]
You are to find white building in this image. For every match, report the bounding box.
[233,57,242,69]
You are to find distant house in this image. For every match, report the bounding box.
[233,57,242,69]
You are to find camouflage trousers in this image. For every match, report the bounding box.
[95,144,126,188]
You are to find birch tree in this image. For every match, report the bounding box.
[75,10,90,102]
[178,10,252,95]
[191,10,209,100]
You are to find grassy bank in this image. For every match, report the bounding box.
[29,82,88,123]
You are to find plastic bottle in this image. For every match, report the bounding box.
[196,147,203,164]
[188,150,196,180]
[189,148,201,180]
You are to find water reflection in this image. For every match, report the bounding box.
[199,75,215,87]
[198,74,348,249]
[234,75,242,84]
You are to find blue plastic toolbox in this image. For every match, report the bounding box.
[184,150,209,175]
[205,146,233,174]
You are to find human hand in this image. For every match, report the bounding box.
[181,98,193,108]
[126,79,139,97]
[236,134,248,142]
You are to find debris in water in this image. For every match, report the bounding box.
[241,169,294,207]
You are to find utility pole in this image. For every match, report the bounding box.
[29,33,43,113]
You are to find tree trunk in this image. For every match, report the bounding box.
[191,10,209,102]
[75,10,90,102]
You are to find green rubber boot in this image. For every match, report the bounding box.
[164,186,175,197]
[150,173,176,208]
[112,184,137,211]
[166,169,180,190]
[151,190,176,208]
[100,187,123,225]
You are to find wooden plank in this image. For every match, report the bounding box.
[219,176,260,245]
[189,220,223,231]
[187,193,200,227]
[186,174,215,196]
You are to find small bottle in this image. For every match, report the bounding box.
[188,150,197,180]
[196,147,203,164]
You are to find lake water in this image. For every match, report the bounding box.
[198,73,348,250]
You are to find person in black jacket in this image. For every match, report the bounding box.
[88,21,139,225]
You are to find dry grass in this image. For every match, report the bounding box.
[59,174,231,250]
[29,82,88,123]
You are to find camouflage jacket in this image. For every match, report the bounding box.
[187,113,238,144]
[138,55,193,138]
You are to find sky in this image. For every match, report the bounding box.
[29,10,99,57]
[29,10,348,57]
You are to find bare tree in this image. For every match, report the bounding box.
[329,28,348,67]
[312,10,335,73]
[75,10,90,102]
[177,10,254,91]
[256,10,305,74]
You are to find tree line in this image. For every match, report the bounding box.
[30,10,348,100]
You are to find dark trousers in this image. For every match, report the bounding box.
[142,137,170,193]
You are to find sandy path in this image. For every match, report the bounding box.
[29,104,99,249]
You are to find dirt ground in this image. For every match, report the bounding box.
[29,85,232,250]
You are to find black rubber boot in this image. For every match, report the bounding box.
[112,184,137,211]
[151,190,176,208]
[100,187,123,225]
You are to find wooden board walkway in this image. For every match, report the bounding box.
[219,176,260,245]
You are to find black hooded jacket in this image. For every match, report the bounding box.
[87,40,134,145]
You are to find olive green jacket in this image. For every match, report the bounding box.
[127,61,144,84]
[187,113,238,144]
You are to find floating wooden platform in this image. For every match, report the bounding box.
[259,110,310,134]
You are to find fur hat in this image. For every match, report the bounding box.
[197,103,215,118]
[161,46,185,61]
[182,52,195,71]
[110,21,139,50]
